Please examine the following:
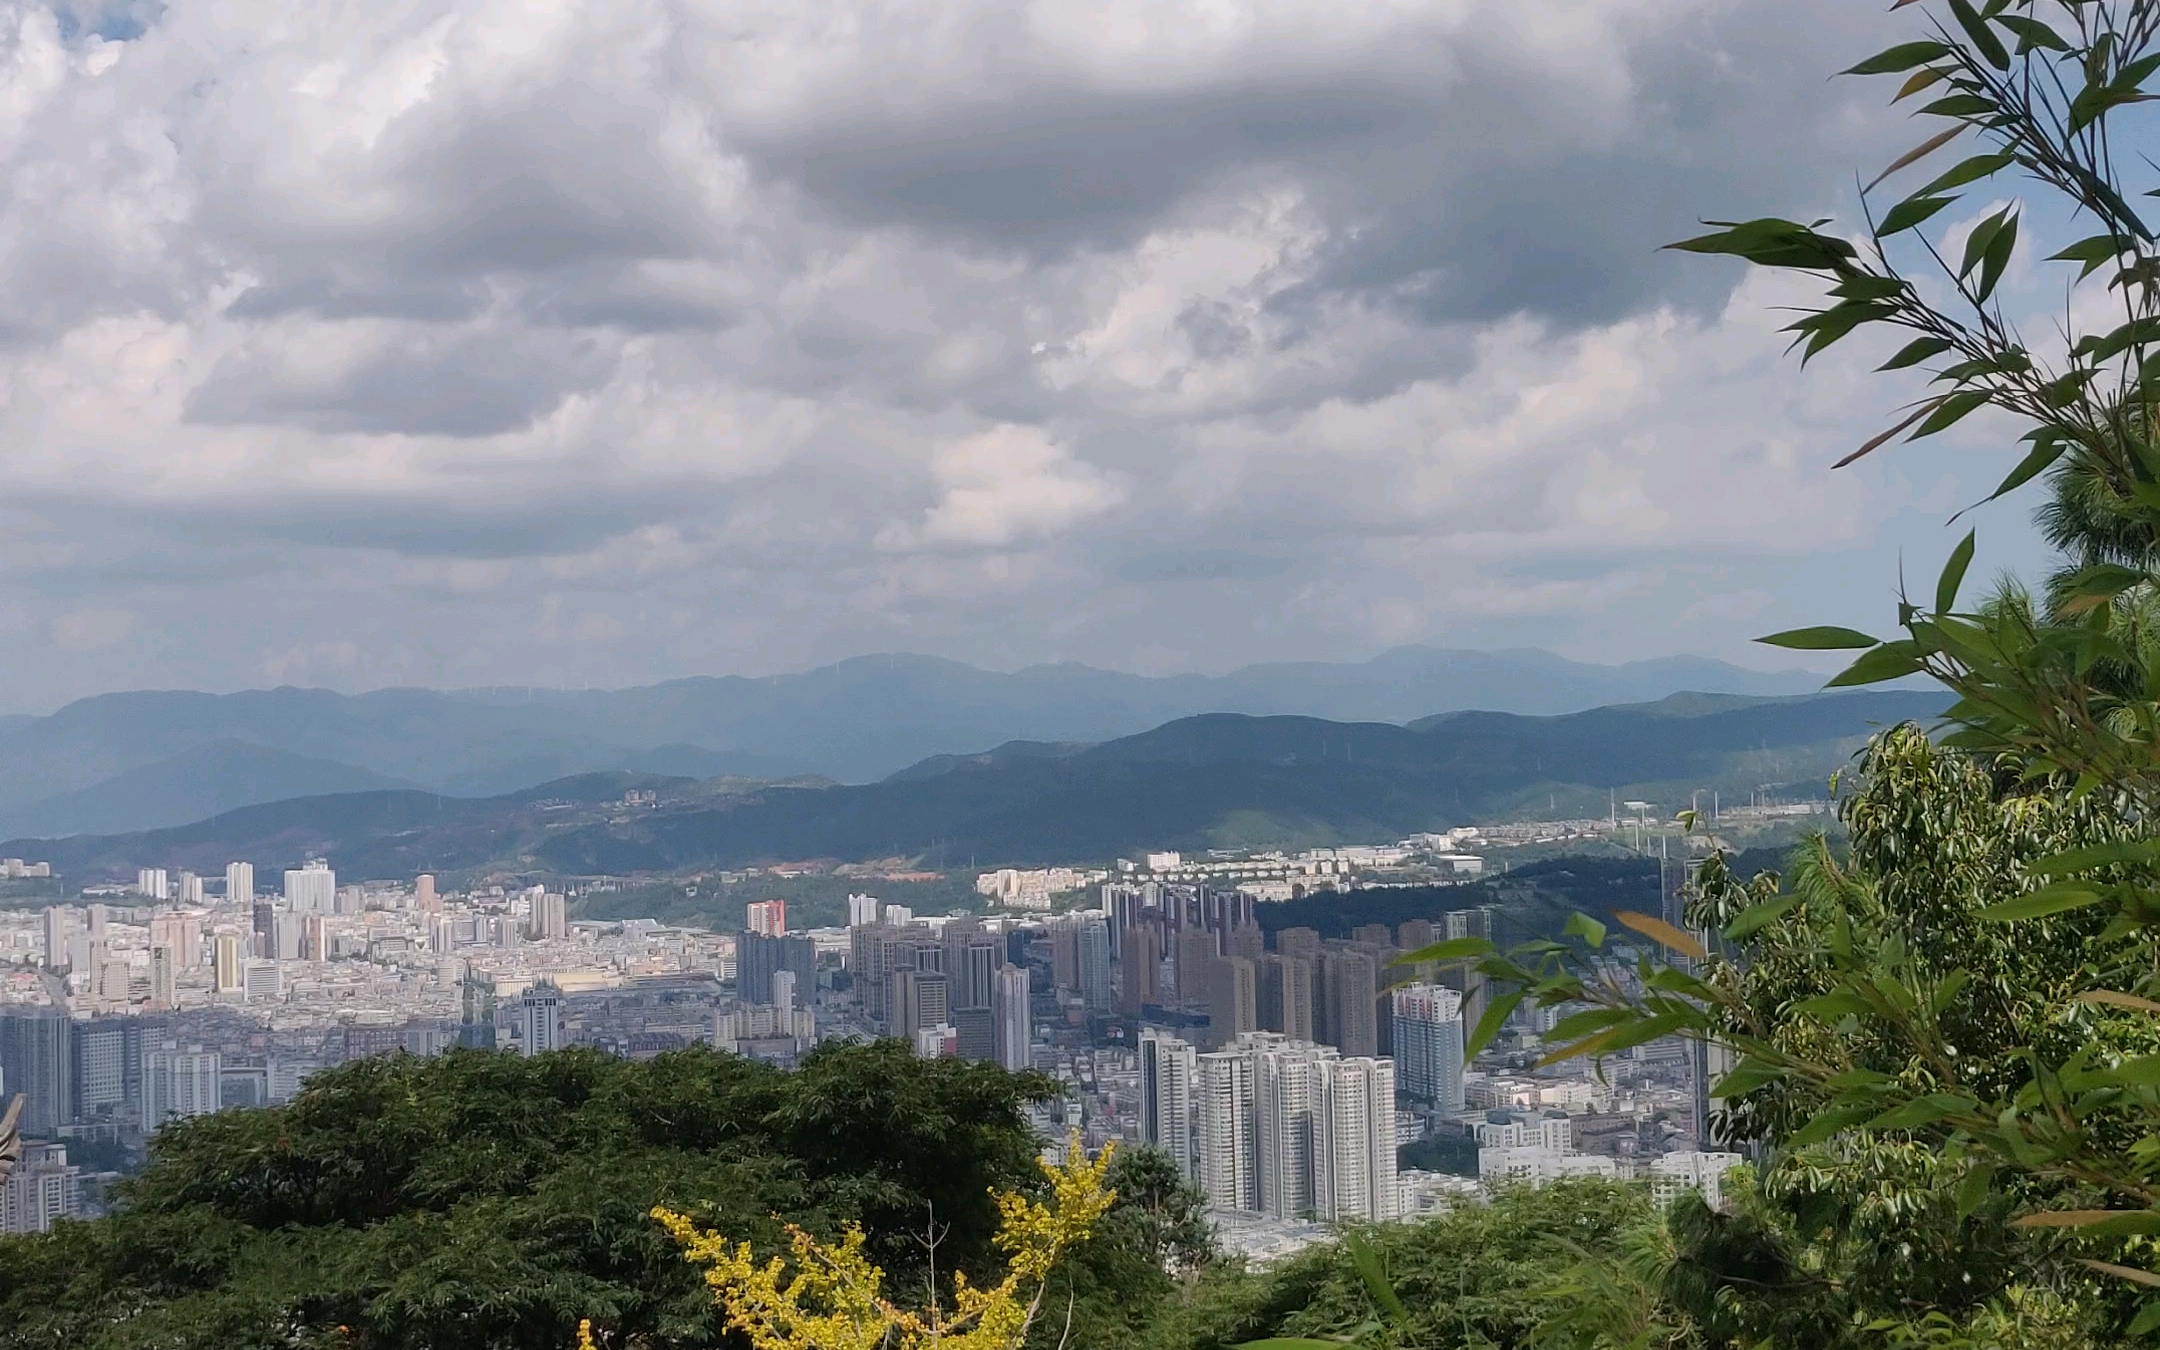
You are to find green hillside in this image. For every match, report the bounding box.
[0,691,1938,881]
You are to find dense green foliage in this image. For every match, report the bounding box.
[0,1042,1060,1350]
[1416,2,2160,1343]
[1131,1182,1652,1350]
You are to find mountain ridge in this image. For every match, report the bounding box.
[0,689,1945,880]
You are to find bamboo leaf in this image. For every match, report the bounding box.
[1786,1103,1877,1148]
[1907,389,1992,439]
[1398,937,1495,964]
[2012,1209,2136,1229]
[1891,66,1950,101]
[1834,404,1936,468]
[1865,1093,1980,1132]
[2075,990,2160,1014]
[1946,0,2010,69]
[1843,40,1953,76]
[1955,1161,1995,1220]
[1935,530,1975,614]
[1879,336,1954,371]
[1878,192,1956,236]
[1994,15,2070,54]
[1826,641,1924,687]
[1976,430,2068,504]
[1974,885,2103,921]
[1612,910,1708,961]
[1757,626,1879,650]
[1915,152,2016,197]
[1976,212,2018,301]
[1543,1007,1632,1043]
[1561,912,1606,949]
[1725,893,1800,940]
[1665,219,1858,270]
[2079,1260,2160,1289]
[1960,207,2012,280]
[2050,233,2126,280]
[1711,1058,1784,1098]
[1866,124,1968,193]
[1465,991,1523,1059]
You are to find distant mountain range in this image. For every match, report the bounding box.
[0,689,1945,880]
[0,647,1831,840]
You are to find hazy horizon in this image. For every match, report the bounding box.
[0,642,1840,718]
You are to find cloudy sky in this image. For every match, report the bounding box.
[0,0,2063,708]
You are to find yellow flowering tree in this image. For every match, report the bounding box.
[648,1135,1117,1350]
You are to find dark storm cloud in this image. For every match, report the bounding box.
[735,5,1887,333]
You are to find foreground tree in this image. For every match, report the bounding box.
[1398,0,2160,1338]
[652,1136,1117,1350]
[0,1042,1059,1350]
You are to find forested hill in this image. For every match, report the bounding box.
[3,690,1938,879]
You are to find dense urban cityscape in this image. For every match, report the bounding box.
[0,821,1733,1257]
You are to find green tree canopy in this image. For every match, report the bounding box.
[0,1041,1059,1350]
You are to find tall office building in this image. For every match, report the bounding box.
[738,932,815,1007]
[1254,1037,1326,1220]
[993,965,1032,1072]
[1120,921,1164,1017]
[1313,1057,1399,1222]
[0,1010,73,1135]
[894,967,950,1040]
[1174,928,1216,1002]
[143,1047,221,1128]
[745,900,787,936]
[533,892,568,941]
[65,933,102,983]
[1184,1032,1399,1222]
[1198,1049,1258,1212]
[1321,948,1380,1058]
[1077,914,1112,1012]
[1445,907,1496,942]
[149,945,179,1008]
[770,969,798,1018]
[40,907,71,972]
[149,912,200,964]
[1276,927,1322,960]
[302,915,328,963]
[272,911,304,962]
[1259,954,1315,1042]
[70,1018,135,1120]
[1140,1031,1198,1180]
[252,900,276,958]
[517,981,565,1057]
[214,935,244,993]
[1393,984,1466,1112]
[284,861,336,914]
[226,861,254,907]
[415,873,439,913]
[1208,957,1257,1049]
[1051,920,1081,995]
[949,931,1002,1061]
